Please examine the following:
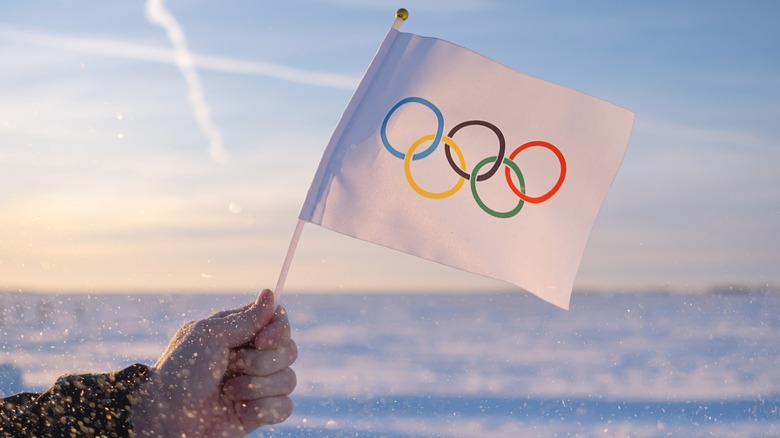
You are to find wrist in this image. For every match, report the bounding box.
[130,368,178,437]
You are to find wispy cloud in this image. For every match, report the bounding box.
[635,118,769,149]
[0,25,359,90]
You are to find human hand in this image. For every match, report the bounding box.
[132,289,297,437]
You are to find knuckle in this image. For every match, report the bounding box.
[191,319,212,334]
[281,367,297,392]
[262,397,293,425]
[287,341,299,363]
[277,396,294,421]
[240,397,293,427]
[231,351,252,372]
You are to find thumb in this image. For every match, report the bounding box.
[208,289,276,348]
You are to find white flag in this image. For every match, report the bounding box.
[299,29,634,309]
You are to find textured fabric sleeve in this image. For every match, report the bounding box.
[0,363,149,438]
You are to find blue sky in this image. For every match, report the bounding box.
[1,1,778,295]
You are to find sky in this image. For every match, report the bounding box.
[1,1,778,296]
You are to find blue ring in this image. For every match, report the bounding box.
[381,97,444,160]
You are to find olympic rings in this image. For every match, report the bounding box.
[381,96,566,218]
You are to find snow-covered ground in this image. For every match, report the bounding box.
[1,291,778,437]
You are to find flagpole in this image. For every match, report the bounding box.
[271,219,305,305]
[268,8,409,306]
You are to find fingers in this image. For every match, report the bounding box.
[234,396,293,430]
[223,368,297,401]
[229,341,298,376]
[201,289,276,348]
[254,306,292,350]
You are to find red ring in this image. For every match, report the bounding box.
[504,141,566,204]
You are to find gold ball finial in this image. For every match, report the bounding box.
[396,8,409,21]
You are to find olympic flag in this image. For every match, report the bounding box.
[295,19,634,309]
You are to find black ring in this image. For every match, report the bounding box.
[444,120,506,182]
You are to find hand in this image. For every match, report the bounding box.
[132,289,297,437]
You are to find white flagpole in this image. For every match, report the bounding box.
[272,219,305,305]
[267,8,409,306]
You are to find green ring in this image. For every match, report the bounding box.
[470,156,525,219]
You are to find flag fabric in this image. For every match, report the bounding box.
[299,28,634,309]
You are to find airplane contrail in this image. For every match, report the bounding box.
[145,0,228,163]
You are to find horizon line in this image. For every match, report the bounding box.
[2,283,778,296]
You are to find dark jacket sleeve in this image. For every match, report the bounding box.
[0,363,149,438]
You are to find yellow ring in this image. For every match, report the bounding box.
[404,134,467,199]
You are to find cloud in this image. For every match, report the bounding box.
[0,25,359,90]
[635,118,768,149]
